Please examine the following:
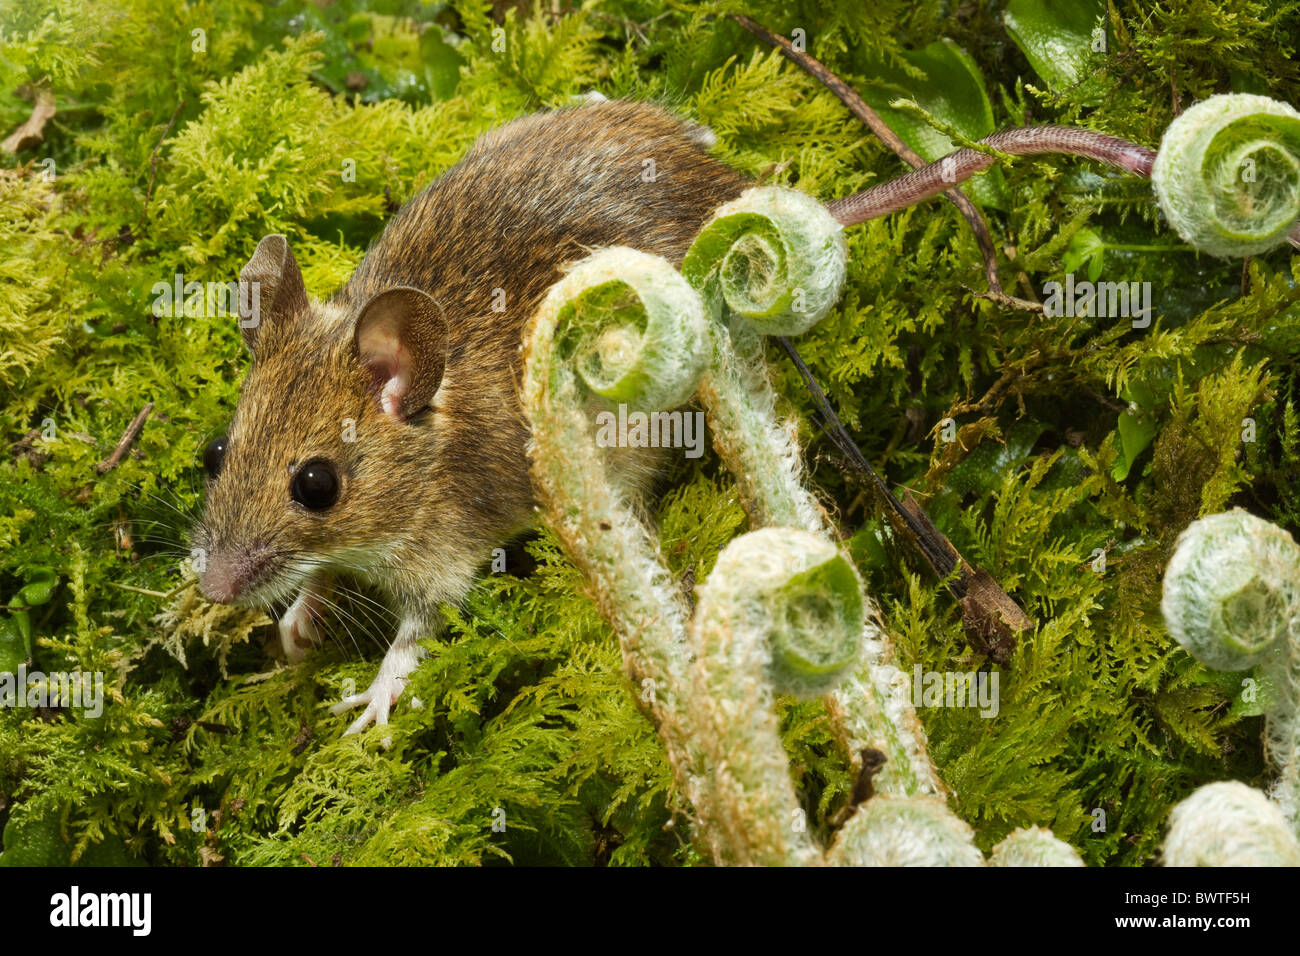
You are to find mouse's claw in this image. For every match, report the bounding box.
[330,623,423,747]
[332,671,408,747]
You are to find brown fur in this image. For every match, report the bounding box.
[196,100,748,627]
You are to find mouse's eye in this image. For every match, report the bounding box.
[291,459,340,511]
[204,436,228,479]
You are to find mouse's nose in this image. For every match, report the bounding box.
[198,544,273,604]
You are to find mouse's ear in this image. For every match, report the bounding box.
[353,287,448,421]
[238,235,309,353]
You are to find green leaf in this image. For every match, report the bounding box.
[0,812,70,867]
[1003,0,1107,99]
[1112,402,1158,481]
[16,566,57,606]
[858,39,1008,209]
[256,2,460,105]
[1062,227,1106,281]
[0,617,25,673]
[847,519,890,576]
[1228,671,1275,719]
[0,810,144,866]
[356,17,463,103]
[419,24,465,101]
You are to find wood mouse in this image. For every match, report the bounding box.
[193,100,748,737]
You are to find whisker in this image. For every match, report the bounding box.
[313,590,387,658]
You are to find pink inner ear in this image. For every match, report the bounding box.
[379,352,410,419]
[354,286,446,421]
[359,321,410,419]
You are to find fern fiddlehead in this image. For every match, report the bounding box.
[1163,781,1300,867]
[1151,94,1300,258]
[682,186,848,337]
[687,528,863,865]
[685,188,843,534]
[827,794,986,866]
[520,247,709,784]
[1160,509,1300,864]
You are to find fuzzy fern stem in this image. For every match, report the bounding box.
[684,188,944,799]
[1161,509,1300,857]
[687,528,863,864]
[520,247,710,793]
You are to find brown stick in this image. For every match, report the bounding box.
[0,87,56,153]
[828,747,888,827]
[775,337,1033,663]
[730,13,1040,311]
[138,99,186,225]
[96,402,154,474]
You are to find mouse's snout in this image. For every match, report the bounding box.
[198,542,275,604]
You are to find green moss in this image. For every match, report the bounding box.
[2,0,1298,866]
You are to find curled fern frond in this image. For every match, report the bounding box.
[682,187,847,336]
[521,246,705,784]
[1161,509,1300,671]
[1152,94,1300,257]
[989,827,1085,867]
[827,795,985,867]
[692,528,864,701]
[549,247,710,410]
[1163,781,1300,866]
[1162,508,1300,842]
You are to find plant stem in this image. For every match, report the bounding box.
[698,317,944,798]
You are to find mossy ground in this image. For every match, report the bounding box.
[1,0,1298,866]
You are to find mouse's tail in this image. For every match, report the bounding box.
[826,123,1300,253]
[825,125,1154,227]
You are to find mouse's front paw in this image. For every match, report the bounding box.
[330,624,424,745]
[278,601,323,664]
[278,574,331,663]
[332,674,406,733]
